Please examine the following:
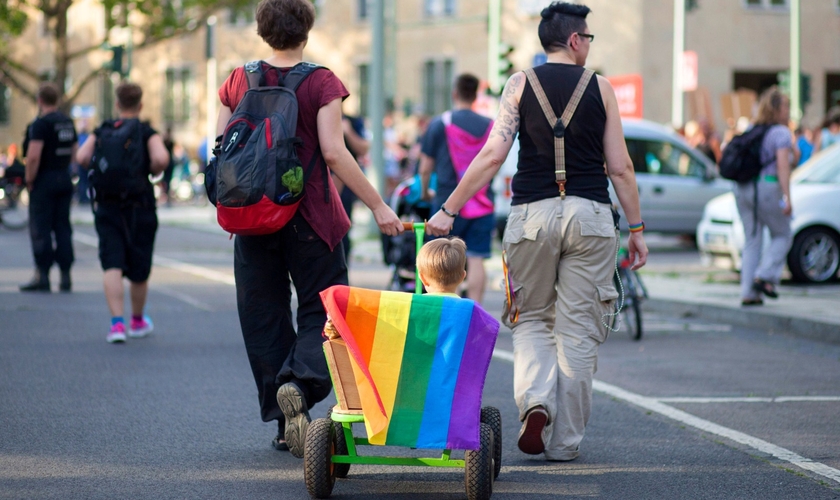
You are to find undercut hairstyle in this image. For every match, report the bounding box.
[416,238,467,288]
[454,74,480,103]
[754,86,788,126]
[116,82,143,111]
[538,2,592,54]
[256,0,316,51]
[37,82,60,107]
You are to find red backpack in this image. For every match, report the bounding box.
[207,61,324,235]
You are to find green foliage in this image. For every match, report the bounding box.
[0,1,30,41]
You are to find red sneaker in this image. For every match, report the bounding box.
[518,406,549,455]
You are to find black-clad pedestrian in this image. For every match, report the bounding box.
[20,82,78,293]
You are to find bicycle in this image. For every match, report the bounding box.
[0,176,29,230]
[613,247,647,341]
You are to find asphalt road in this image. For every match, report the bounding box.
[1,222,839,499]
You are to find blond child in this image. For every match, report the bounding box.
[416,237,468,295]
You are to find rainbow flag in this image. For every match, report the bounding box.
[320,285,500,450]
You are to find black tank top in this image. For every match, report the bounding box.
[513,63,609,205]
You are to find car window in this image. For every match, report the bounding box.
[794,143,840,184]
[636,139,705,178]
[624,139,647,174]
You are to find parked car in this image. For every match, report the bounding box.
[697,143,840,283]
[493,118,732,237]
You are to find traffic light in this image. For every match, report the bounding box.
[111,46,124,75]
[499,43,514,79]
[777,71,812,107]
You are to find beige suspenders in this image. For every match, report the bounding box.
[523,68,595,200]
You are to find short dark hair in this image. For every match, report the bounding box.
[454,74,480,103]
[37,82,60,107]
[256,0,315,51]
[116,82,143,111]
[538,2,591,54]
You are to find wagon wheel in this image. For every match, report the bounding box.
[304,418,335,499]
[481,406,502,479]
[325,407,351,479]
[465,423,494,500]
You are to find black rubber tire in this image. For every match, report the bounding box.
[787,227,840,283]
[480,406,502,479]
[304,418,335,499]
[323,407,350,479]
[465,423,494,500]
[624,296,643,341]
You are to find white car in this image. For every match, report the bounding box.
[493,118,732,237]
[697,143,840,283]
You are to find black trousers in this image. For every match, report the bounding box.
[234,213,347,427]
[28,170,74,273]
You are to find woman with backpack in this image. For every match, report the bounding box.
[736,86,795,306]
[214,0,403,458]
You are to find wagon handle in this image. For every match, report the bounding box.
[401,221,426,295]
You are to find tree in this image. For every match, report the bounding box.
[0,0,254,109]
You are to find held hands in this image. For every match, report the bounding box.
[372,203,404,237]
[627,231,649,271]
[426,209,455,237]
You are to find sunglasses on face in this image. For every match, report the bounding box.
[577,33,594,42]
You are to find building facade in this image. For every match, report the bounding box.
[2,0,839,156]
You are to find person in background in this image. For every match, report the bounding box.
[76,82,170,342]
[813,107,840,153]
[794,125,814,166]
[420,73,495,304]
[160,127,176,207]
[20,82,78,293]
[334,114,369,262]
[735,87,795,307]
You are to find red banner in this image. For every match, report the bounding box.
[607,74,644,119]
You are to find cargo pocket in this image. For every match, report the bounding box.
[503,213,540,246]
[590,282,620,343]
[579,218,616,238]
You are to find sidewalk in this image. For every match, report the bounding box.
[73,204,840,345]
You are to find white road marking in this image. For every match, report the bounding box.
[73,232,236,286]
[490,348,840,485]
[154,286,214,311]
[656,396,840,404]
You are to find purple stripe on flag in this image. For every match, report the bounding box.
[445,306,499,450]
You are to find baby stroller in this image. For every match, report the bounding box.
[382,175,435,293]
[307,222,501,500]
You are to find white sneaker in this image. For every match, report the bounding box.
[107,323,127,343]
[128,315,154,338]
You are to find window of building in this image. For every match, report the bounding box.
[827,73,840,113]
[423,59,454,115]
[0,84,10,125]
[424,0,456,17]
[744,0,788,9]
[164,67,192,125]
[358,0,370,20]
[358,63,369,117]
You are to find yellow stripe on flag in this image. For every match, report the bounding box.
[366,291,412,444]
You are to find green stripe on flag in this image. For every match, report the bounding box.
[385,296,443,446]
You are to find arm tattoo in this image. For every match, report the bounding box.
[489,75,522,143]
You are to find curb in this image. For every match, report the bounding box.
[645,298,840,345]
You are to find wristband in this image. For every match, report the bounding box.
[440,205,458,218]
[628,221,645,233]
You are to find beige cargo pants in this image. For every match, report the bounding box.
[503,196,619,461]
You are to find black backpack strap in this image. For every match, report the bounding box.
[244,60,263,89]
[282,62,325,91]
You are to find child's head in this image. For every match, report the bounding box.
[416,238,467,294]
[115,82,143,114]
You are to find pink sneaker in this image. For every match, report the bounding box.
[129,315,154,339]
[106,322,127,344]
